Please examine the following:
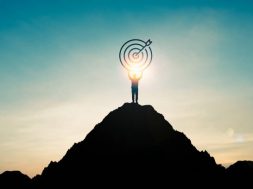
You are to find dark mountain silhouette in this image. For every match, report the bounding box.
[33,103,225,187]
[0,171,32,189]
[1,103,252,188]
[226,160,253,185]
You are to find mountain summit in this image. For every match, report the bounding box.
[34,103,224,187]
[2,103,252,188]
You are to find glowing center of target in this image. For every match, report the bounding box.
[133,53,139,59]
[119,39,153,73]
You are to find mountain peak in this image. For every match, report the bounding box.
[227,160,253,178]
[0,171,31,189]
[109,102,160,119]
[34,103,224,187]
[3,103,253,187]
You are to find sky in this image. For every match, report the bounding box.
[0,0,253,177]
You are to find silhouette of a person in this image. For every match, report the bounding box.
[128,72,142,103]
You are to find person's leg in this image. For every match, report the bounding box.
[132,88,134,103]
[136,89,138,103]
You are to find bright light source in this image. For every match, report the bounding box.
[128,69,142,80]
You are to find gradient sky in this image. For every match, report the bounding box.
[1,0,253,177]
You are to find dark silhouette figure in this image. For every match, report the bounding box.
[129,72,141,103]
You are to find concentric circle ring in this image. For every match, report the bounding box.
[119,39,152,71]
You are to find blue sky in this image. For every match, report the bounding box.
[0,0,253,177]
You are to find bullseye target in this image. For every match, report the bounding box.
[119,39,153,71]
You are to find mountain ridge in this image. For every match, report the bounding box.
[33,103,224,187]
[1,103,253,188]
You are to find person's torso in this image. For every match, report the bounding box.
[131,80,138,88]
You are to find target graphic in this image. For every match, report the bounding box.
[119,39,153,71]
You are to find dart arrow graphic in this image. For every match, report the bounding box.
[119,39,153,71]
[134,39,152,57]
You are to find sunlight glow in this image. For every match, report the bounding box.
[128,69,142,80]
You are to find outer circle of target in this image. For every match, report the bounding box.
[119,39,152,71]
[120,39,149,70]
